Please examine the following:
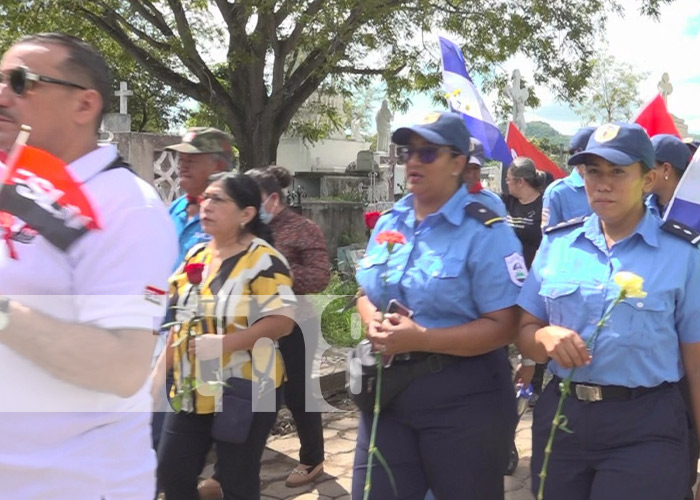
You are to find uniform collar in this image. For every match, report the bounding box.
[582,208,659,249]
[392,188,467,227]
[566,169,584,188]
[67,144,119,183]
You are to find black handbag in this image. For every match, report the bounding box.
[211,376,277,444]
[346,339,460,413]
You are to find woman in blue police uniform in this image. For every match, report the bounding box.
[517,123,700,500]
[352,111,526,500]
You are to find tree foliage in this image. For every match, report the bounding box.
[1,0,673,169]
[0,1,186,133]
[575,53,649,124]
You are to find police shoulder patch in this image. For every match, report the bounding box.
[661,220,700,246]
[464,202,503,227]
[544,216,587,234]
[505,252,528,287]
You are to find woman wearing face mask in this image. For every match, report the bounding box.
[250,165,331,486]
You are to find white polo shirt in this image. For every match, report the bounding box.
[0,145,177,500]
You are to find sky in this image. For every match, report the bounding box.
[389,0,700,136]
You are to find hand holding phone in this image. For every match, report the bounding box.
[386,298,413,318]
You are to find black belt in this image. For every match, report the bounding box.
[553,376,674,402]
[392,352,461,374]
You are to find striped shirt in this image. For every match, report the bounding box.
[169,238,296,414]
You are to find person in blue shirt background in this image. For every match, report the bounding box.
[353,111,526,500]
[462,137,507,216]
[517,122,700,500]
[541,126,596,229]
[165,127,234,268]
[647,134,692,218]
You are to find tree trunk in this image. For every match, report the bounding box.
[232,111,287,171]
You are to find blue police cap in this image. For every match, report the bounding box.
[651,134,691,172]
[392,112,471,156]
[569,126,596,155]
[568,123,655,170]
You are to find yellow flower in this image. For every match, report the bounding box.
[614,271,647,298]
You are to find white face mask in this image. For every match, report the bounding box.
[259,195,273,224]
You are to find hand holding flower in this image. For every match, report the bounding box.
[535,325,591,369]
[188,333,223,361]
[375,314,427,355]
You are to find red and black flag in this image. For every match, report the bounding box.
[0,143,101,252]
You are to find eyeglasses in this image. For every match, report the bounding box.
[396,145,462,164]
[201,192,234,204]
[0,66,88,97]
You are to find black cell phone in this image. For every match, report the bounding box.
[386,298,414,318]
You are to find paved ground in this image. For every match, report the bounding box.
[246,409,534,500]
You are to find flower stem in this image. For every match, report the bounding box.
[363,352,384,500]
[536,296,622,500]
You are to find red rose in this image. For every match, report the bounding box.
[184,262,205,285]
[364,211,381,230]
[375,230,407,246]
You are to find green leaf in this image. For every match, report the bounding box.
[374,449,398,496]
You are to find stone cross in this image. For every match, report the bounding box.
[114,81,133,114]
[506,69,529,134]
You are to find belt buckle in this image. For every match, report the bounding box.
[575,384,603,402]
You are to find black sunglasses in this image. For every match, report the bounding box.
[396,145,463,164]
[0,66,88,97]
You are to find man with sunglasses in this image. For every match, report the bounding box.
[0,33,177,500]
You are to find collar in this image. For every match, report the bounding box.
[582,208,659,249]
[391,188,468,227]
[566,169,585,188]
[66,144,119,183]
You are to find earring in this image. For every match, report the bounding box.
[664,175,669,180]
[240,222,245,229]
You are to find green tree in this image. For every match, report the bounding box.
[2,0,672,169]
[0,2,186,133]
[575,53,649,124]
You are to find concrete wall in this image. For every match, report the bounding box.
[301,200,366,261]
[111,132,180,182]
[277,136,370,173]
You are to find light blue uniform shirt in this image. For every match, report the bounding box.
[542,169,590,229]
[645,193,663,219]
[468,187,507,216]
[356,188,525,329]
[518,209,700,387]
[169,195,211,269]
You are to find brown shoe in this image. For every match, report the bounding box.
[197,478,223,500]
[285,462,324,487]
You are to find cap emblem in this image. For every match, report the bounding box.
[420,112,442,124]
[594,124,620,143]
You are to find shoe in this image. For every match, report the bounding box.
[505,445,519,476]
[197,478,223,500]
[285,462,324,487]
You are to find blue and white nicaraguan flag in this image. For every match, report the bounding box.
[438,37,512,165]
[665,149,700,237]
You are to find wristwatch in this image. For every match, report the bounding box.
[0,297,10,331]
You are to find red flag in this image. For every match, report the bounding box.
[0,143,101,251]
[633,94,680,137]
[505,122,566,179]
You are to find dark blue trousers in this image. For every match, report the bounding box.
[352,350,517,500]
[531,380,689,500]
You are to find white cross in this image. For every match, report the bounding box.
[114,81,133,114]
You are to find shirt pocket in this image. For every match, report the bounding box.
[609,295,668,347]
[356,251,389,305]
[539,282,584,329]
[415,256,465,316]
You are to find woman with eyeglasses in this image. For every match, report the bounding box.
[352,111,525,499]
[154,173,296,500]
[517,123,700,500]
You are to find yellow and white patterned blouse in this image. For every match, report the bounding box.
[169,238,296,414]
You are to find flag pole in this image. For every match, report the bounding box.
[0,124,31,189]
